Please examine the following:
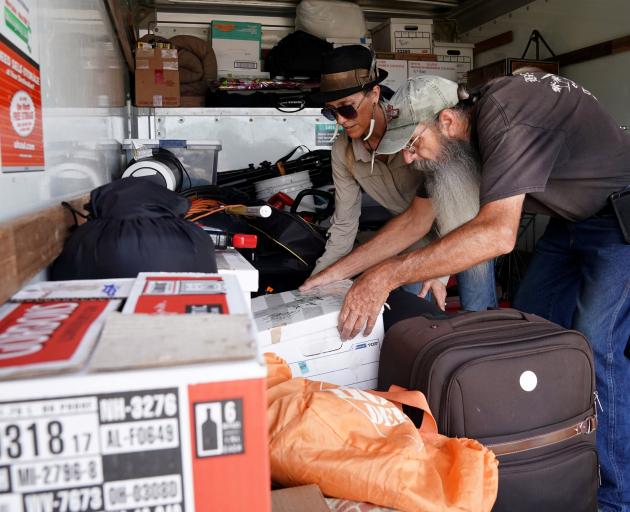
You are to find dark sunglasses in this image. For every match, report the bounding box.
[321,93,369,122]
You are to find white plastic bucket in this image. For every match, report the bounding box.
[255,171,315,210]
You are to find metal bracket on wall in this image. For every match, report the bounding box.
[521,30,556,60]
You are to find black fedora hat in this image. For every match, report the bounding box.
[311,45,388,104]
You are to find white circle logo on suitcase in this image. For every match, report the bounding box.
[519,370,538,392]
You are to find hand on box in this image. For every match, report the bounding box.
[338,268,391,341]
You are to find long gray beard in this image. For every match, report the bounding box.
[413,137,490,281]
[414,137,481,236]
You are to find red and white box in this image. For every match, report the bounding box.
[123,273,249,315]
[0,297,269,511]
[408,59,458,82]
[0,299,120,380]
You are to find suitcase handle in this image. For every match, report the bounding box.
[450,308,528,328]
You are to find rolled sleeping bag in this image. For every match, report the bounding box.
[51,179,217,280]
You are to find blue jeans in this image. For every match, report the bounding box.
[513,216,630,512]
[402,259,497,311]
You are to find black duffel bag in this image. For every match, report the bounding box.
[266,30,333,81]
[183,185,329,293]
[51,179,217,280]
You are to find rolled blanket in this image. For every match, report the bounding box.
[170,35,217,97]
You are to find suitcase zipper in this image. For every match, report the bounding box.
[486,414,597,456]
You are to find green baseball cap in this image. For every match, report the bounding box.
[377,76,459,155]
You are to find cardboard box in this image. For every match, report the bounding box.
[408,59,458,82]
[0,299,120,380]
[272,485,329,512]
[252,282,384,389]
[0,311,269,512]
[376,58,408,93]
[211,20,261,75]
[372,18,433,54]
[11,279,135,301]
[134,47,180,107]
[432,41,474,83]
[215,249,259,308]
[123,273,249,315]
[376,52,437,61]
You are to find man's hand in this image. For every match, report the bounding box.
[419,279,447,311]
[300,266,342,292]
[338,266,393,340]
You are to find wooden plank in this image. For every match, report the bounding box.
[104,0,135,73]
[473,31,513,57]
[0,195,89,304]
[553,34,630,67]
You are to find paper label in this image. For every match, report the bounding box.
[0,388,186,512]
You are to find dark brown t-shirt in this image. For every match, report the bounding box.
[475,73,630,221]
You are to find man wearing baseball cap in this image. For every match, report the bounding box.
[303,72,630,511]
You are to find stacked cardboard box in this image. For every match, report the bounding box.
[211,20,262,76]
[0,274,271,511]
[135,47,180,107]
[372,19,475,86]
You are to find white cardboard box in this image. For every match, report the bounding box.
[252,282,384,389]
[215,249,258,308]
[376,58,408,93]
[0,309,270,511]
[408,59,458,82]
[211,20,261,74]
[11,279,135,301]
[372,18,433,54]
[432,41,475,83]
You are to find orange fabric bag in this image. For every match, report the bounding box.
[266,354,498,512]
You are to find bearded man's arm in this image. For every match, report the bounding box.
[301,197,436,291]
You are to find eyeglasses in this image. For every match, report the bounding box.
[402,126,429,155]
[321,93,369,122]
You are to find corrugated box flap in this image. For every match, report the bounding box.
[90,313,258,371]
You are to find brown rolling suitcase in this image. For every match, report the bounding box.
[377,309,599,512]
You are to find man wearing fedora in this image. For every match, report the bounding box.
[306,45,497,312]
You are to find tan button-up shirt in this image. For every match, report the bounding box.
[312,129,436,275]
